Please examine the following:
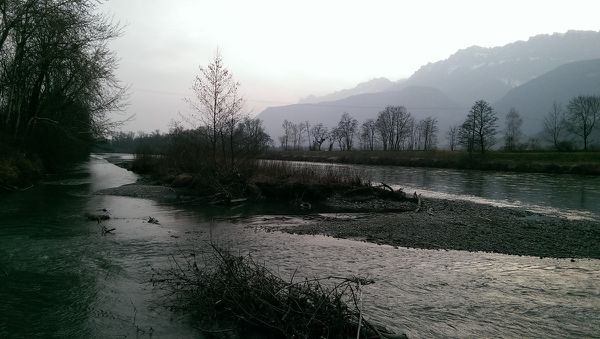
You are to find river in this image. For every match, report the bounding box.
[274,160,600,220]
[0,154,599,338]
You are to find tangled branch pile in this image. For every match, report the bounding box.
[152,245,402,338]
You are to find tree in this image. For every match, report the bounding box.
[310,123,328,151]
[234,117,271,155]
[504,108,522,151]
[416,117,438,151]
[375,106,412,150]
[446,125,459,151]
[567,95,600,151]
[543,102,566,150]
[0,0,126,164]
[459,100,498,154]
[336,113,358,150]
[280,120,293,150]
[360,119,377,150]
[187,51,241,165]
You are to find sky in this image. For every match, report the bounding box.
[100,0,600,133]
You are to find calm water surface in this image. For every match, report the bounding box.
[274,160,600,220]
[0,155,599,338]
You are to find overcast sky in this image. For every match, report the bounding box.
[101,0,600,132]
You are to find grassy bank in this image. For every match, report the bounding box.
[260,150,600,175]
[124,154,382,205]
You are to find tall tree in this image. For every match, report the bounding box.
[188,51,240,165]
[459,100,498,154]
[0,0,126,164]
[417,117,438,151]
[375,106,412,151]
[504,108,522,151]
[280,119,292,150]
[337,112,358,150]
[567,95,600,151]
[446,125,459,151]
[360,119,377,151]
[310,123,328,151]
[543,101,566,150]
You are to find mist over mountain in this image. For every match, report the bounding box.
[259,86,462,138]
[258,30,600,141]
[389,30,600,106]
[298,77,396,104]
[494,58,600,135]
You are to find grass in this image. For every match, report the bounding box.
[260,150,600,175]
[151,245,398,339]
[129,153,373,203]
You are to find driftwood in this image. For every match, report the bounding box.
[377,182,394,192]
[413,192,423,212]
[101,225,115,235]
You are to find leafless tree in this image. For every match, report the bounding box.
[187,51,241,165]
[310,123,328,151]
[0,0,126,162]
[459,100,498,154]
[543,101,566,150]
[337,112,358,150]
[504,108,523,151]
[446,125,459,151]
[360,119,377,150]
[567,95,600,151]
[416,117,438,151]
[280,119,293,150]
[375,106,412,151]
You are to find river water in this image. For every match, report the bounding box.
[1,155,599,338]
[274,160,600,221]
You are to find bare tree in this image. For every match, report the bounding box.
[459,100,498,154]
[337,112,358,150]
[303,121,311,150]
[360,119,377,150]
[446,125,459,151]
[0,0,126,163]
[567,95,600,151]
[375,106,412,151]
[543,102,566,150]
[417,117,438,151]
[504,108,523,151]
[310,123,328,151]
[187,51,240,165]
[280,119,293,150]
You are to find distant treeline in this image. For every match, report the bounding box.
[102,118,271,172]
[276,97,600,153]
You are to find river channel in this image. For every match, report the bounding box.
[0,154,598,338]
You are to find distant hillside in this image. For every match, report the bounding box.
[258,86,464,138]
[494,59,600,135]
[298,77,396,104]
[388,30,600,106]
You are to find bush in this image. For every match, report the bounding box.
[152,245,400,339]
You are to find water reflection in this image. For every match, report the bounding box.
[1,155,599,338]
[272,160,600,220]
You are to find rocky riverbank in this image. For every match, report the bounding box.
[256,198,600,259]
[99,154,600,260]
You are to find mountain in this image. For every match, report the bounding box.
[258,86,463,138]
[388,30,600,106]
[494,59,600,135]
[298,77,396,104]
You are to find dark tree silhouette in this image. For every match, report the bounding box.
[0,0,126,164]
[567,95,600,151]
[459,100,498,154]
